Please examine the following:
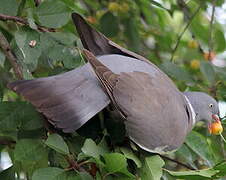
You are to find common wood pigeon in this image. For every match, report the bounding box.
[8,13,220,154]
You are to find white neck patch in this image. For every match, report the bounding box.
[184,95,196,125]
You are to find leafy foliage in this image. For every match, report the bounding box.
[0,0,226,179]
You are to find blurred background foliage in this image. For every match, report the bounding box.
[0,0,226,179]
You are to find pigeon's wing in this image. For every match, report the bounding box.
[8,65,110,133]
[72,13,150,64]
[82,50,127,117]
[113,71,191,154]
[83,50,192,153]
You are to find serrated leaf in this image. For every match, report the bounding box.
[45,134,69,155]
[185,131,215,166]
[32,167,64,180]
[104,153,134,178]
[200,61,215,84]
[36,0,71,28]
[139,155,165,180]
[120,147,142,168]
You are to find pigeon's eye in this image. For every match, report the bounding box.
[209,104,213,108]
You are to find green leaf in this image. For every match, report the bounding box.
[14,29,42,71]
[45,134,69,155]
[0,102,43,131]
[200,61,215,84]
[214,161,226,177]
[55,171,93,180]
[14,139,48,163]
[100,12,119,37]
[104,153,134,177]
[32,167,64,180]
[120,147,142,168]
[36,0,71,28]
[185,131,215,166]
[214,28,226,53]
[47,32,77,46]
[160,62,193,83]
[75,172,93,180]
[139,155,165,180]
[176,144,197,169]
[81,138,107,159]
[0,0,19,16]
[165,168,219,178]
[123,17,141,51]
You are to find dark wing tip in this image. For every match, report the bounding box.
[71,12,83,22]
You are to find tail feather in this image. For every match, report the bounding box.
[7,66,110,133]
[72,13,119,56]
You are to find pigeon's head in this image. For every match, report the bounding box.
[184,91,220,127]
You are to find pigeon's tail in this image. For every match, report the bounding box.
[7,65,110,133]
[71,13,120,56]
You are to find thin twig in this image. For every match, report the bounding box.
[160,155,196,170]
[0,31,23,79]
[170,4,202,62]
[208,0,216,60]
[0,13,56,32]
[220,133,226,144]
[177,0,205,54]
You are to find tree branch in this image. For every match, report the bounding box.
[0,13,56,32]
[0,31,23,79]
[208,0,216,60]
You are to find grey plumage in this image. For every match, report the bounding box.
[7,13,220,154]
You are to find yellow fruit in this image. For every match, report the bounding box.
[190,59,200,69]
[203,52,215,61]
[209,121,223,135]
[188,40,198,49]
[108,2,120,12]
[119,3,130,13]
